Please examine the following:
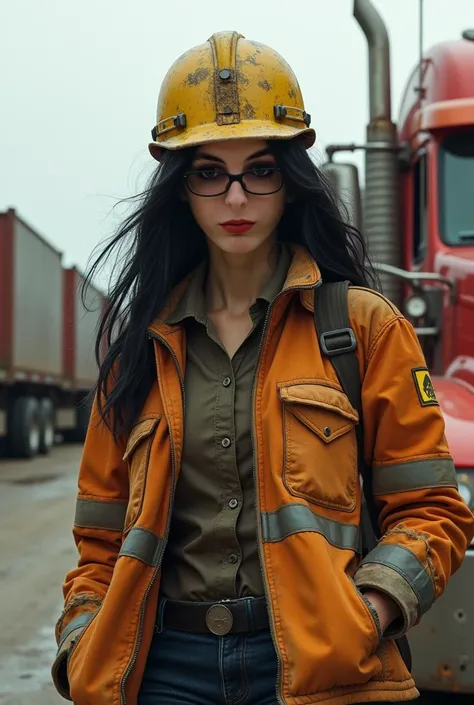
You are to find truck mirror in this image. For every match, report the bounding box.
[320,161,363,233]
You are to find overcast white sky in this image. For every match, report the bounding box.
[1,0,473,281]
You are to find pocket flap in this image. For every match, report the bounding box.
[279,383,358,442]
[123,415,161,461]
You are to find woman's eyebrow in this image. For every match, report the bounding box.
[194,147,274,165]
[194,152,225,163]
[245,148,273,161]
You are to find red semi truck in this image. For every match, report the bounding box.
[323,0,474,696]
[0,208,106,458]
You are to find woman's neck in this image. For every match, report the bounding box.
[205,240,280,317]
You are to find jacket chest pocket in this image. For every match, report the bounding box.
[123,415,161,532]
[279,382,359,512]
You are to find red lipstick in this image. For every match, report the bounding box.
[220,219,255,234]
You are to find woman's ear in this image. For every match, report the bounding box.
[286,190,295,204]
[180,186,188,202]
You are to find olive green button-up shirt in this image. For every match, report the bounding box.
[159,245,291,601]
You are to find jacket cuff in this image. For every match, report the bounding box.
[52,611,97,700]
[51,626,84,700]
[354,562,419,638]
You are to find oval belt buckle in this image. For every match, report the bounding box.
[205,604,234,636]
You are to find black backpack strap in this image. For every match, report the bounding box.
[315,281,361,418]
[314,281,378,548]
[314,281,412,672]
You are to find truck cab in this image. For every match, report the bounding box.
[396,35,474,696]
[399,37,474,386]
[322,2,474,694]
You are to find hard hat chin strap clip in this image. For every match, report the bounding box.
[151,113,187,140]
[274,104,311,128]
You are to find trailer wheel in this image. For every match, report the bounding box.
[10,397,41,458]
[39,398,55,455]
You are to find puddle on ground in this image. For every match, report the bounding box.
[3,475,58,486]
[0,473,77,502]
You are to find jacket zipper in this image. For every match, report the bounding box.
[119,331,184,705]
[250,280,321,705]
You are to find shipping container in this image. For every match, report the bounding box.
[0,208,104,457]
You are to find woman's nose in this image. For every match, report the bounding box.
[224,180,248,207]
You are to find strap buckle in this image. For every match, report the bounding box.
[319,327,357,357]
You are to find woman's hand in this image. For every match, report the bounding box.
[362,589,402,634]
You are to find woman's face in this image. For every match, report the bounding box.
[184,139,287,257]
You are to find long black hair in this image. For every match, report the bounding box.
[84,138,377,438]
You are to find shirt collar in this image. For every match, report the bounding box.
[166,243,291,326]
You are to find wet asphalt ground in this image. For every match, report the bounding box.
[0,446,81,705]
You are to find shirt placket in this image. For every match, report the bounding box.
[212,343,246,598]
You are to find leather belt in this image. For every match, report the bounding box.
[157,597,270,636]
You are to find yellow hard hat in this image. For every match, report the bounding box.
[149,31,315,160]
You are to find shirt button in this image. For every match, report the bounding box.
[228,498,238,509]
[221,437,231,448]
[229,554,238,564]
[222,376,232,387]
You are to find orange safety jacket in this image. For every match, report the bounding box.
[52,245,474,705]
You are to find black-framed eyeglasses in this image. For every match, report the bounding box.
[183,167,284,197]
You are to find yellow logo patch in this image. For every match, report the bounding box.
[412,368,438,407]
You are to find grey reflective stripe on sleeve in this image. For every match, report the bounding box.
[118,527,165,567]
[373,457,457,496]
[261,503,359,551]
[58,611,97,651]
[360,544,435,615]
[74,499,128,531]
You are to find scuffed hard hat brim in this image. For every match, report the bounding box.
[148,120,316,162]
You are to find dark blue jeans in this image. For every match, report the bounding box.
[138,624,394,704]
[138,626,279,705]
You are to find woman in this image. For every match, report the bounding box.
[52,31,473,705]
